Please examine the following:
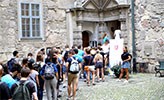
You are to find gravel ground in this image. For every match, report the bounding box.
[43,73,164,100]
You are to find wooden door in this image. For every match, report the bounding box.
[82,31,89,48]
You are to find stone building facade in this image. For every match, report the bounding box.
[0,0,164,72]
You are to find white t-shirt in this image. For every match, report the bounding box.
[101,43,110,54]
[29,70,39,82]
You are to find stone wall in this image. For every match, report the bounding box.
[0,0,164,73]
[134,0,164,72]
[0,0,68,63]
[0,0,18,62]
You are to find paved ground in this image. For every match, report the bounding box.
[43,73,164,100]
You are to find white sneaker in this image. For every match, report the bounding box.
[66,97,71,100]
[116,79,121,82]
[63,83,67,88]
[123,80,129,83]
[65,78,68,81]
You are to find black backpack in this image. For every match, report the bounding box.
[12,81,31,100]
[7,58,17,71]
[33,62,41,72]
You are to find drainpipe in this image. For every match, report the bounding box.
[131,0,137,73]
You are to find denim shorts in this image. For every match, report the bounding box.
[95,62,103,68]
[121,61,130,68]
[62,65,67,73]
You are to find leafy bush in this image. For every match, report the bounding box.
[111,64,122,78]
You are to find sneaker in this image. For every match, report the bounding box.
[123,80,129,83]
[116,79,121,82]
[92,83,96,86]
[66,96,71,100]
[57,94,62,98]
[63,83,67,88]
[59,78,63,82]
[65,78,68,81]
[43,89,46,93]
[96,80,100,83]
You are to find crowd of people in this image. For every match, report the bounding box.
[0,34,132,100]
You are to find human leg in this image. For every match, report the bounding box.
[67,73,73,97]
[72,74,78,100]
[125,68,129,80]
[101,68,105,81]
[91,71,95,85]
[51,78,58,100]
[86,71,90,85]
[45,80,51,100]
[119,68,124,80]
[62,73,66,88]
[96,68,100,81]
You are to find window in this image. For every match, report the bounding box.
[19,2,43,40]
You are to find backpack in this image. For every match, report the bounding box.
[44,63,55,80]
[64,51,69,62]
[129,53,132,62]
[70,57,80,73]
[33,62,41,72]
[7,58,17,71]
[12,81,30,100]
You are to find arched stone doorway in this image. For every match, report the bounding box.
[82,31,91,48]
[108,20,121,38]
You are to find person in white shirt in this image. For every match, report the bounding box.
[101,39,110,55]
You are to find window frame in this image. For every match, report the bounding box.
[18,0,44,40]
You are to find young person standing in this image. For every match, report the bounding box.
[118,46,132,83]
[66,50,81,100]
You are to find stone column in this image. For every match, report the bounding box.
[95,23,99,42]
[74,21,82,45]
[120,21,128,45]
[119,9,128,45]
[73,10,83,46]
[98,22,104,43]
[66,9,73,47]
[78,22,82,45]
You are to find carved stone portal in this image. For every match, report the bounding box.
[71,0,130,47]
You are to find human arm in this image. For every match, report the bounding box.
[53,64,59,79]
[66,62,69,70]
[35,75,40,87]
[32,92,38,100]
[55,72,58,80]
[123,55,131,62]
[40,65,45,80]
[28,81,38,100]
[79,63,82,70]
[93,54,98,63]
